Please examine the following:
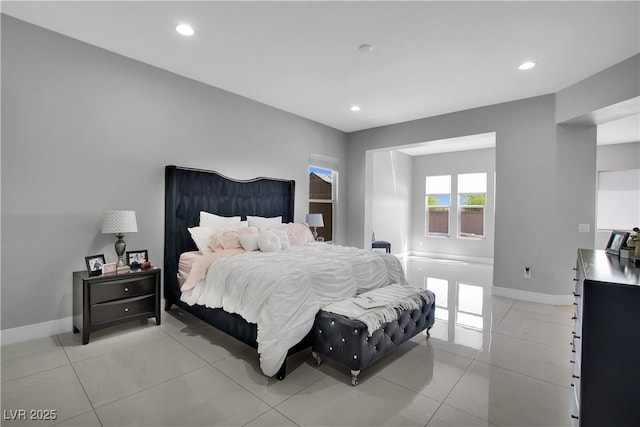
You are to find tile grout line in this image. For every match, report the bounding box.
[469,358,572,391]
[160,314,279,410]
[475,299,573,387]
[418,298,516,426]
[64,327,209,414]
[430,346,493,426]
[53,333,104,427]
[165,307,331,417]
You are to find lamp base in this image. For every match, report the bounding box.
[115,233,127,267]
[312,227,318,240]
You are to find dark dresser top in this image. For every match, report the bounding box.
[578,249,640,286]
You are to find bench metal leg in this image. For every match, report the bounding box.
[350,370,360,386]
[311,351,322,367]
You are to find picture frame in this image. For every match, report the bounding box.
[85,254,106,276]
[101,262,117,274]
[605,230,630,256]
[126,249,148,268]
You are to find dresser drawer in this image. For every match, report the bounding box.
[91,294,155,326]
[570,381,580,426]
[90,274,156,304]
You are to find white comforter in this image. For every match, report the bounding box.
[180,243,407,376]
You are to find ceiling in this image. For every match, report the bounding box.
[598,114,640,146]
[2,1,639,137]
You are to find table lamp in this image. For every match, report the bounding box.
[102,210,138,267]
[305,213,324,240]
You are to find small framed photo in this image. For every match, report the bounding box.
[85,254,106,276]
[102,262,117,274]
[605,230,630,256]
[126,250,148,268]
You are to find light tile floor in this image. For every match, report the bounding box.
[1,257,574,426]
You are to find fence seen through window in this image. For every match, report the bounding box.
[309,166,335,241]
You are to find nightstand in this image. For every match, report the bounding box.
[73,268,161,344]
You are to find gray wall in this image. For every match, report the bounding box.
[347,95,562,295]
[1,16,347,330]
[371,150,412,254]
[553,124,597,295]
[411,148,495,260]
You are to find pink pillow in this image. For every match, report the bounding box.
[272,223,315,246]
[209,230,242,250]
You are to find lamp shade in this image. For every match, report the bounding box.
[305,213,324,228]
[101,210,138,234]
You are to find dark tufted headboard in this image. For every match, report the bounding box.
[163,165,295,306]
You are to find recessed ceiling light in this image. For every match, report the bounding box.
[518,61,536,70]
[350,105,361,112]
[175,24,194,36]
[358,44,373,53]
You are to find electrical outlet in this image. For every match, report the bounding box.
[524,267,532,279]
[578,223,590,233]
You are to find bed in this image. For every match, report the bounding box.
[164,165,435,383]
[164,165,305,379]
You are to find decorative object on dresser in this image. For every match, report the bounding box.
[84,254,105,276]
[626,226,640,259]
[101,262,117,274]
[101,210,138,267]
[604,229,629,256]
[126,249,148,270]
[73,267,161,344]
[305,213,324,240]
[571,249,640,426]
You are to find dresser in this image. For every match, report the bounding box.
[73,268,161,344]
[571,249,640,426]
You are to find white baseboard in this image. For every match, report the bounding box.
[492,286,574,306]
[1,316,73,346]
[407,251,494,265]
[1,298,169,347]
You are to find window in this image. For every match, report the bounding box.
[597,169,640,230]
[309,166,336,241]
[458,173,487,238]
[425,175,451,236]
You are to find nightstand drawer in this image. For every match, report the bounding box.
[91,294,155,326]
[90,274,156,304]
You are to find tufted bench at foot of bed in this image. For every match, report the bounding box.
[311,290,435,385]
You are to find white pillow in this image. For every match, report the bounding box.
[257,230,281,252]
[238,234,260,252]
[271,229,291,250]
[200,211,242,228]
[247,215,282,230]
[187,226,215,253]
